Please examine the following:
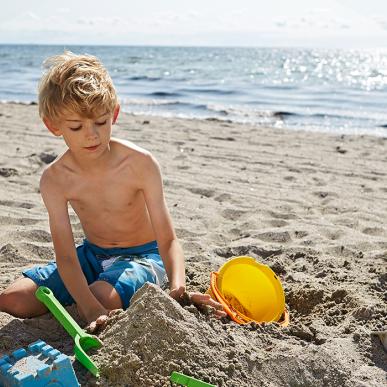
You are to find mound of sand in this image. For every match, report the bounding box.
[88,282,385,387]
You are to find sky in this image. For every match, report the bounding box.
[1,0,387,48]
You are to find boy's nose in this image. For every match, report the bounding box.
[84,125,99,139]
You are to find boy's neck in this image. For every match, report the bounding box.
[68,143,114,174]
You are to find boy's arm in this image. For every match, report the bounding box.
[141,154,226,318]
[141,154,185,291]
[40,169,107,322]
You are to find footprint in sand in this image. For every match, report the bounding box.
[321,228,344,241]
[255,231,291,243]
[312,176,327,186]
[286,285,325,315]
[0,244,30,264]
[39,152,57,164]
[17,229,52,243]
[313,191,338,200]
[209,136,236,141]
[361,184,373,193]
[221,208,247,220]
[0,168,18,177]
[361,227,385,236]
[335,217,358,229]
[0,216,40,226]
[294,230,309,239]
[0,200,35,209]
[267,210,297,220]
[214,193,232,202]
[267,219,289,228]
[175,227,205,239]
[28,152,58,166]
[214,244,282,259]
[19,243,53,262]
[187,187,215,198]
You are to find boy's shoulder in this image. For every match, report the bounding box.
[40,138,156,184]
[110,137,151,159]
[109,137,159,174]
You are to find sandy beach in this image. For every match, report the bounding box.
[0,102,386,386]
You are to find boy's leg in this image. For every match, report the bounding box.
[0,277,48,318]
[88,281,123,310]
[97,254,167,310]
[0,277,121,320]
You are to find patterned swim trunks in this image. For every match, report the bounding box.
[23,239,167,309]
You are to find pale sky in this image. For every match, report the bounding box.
[1,0,387,47]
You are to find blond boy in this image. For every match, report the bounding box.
[0,52,225,331]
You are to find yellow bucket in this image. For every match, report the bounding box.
[208,256,289,327]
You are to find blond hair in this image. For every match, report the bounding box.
[38,51,118,120]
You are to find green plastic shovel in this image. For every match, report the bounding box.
[170,372,216,387]
[35,286,102,377]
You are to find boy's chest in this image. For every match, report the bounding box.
[66,175,141,213]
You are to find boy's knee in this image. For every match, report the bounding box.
[0,290,24,316]
[0,284,46,318]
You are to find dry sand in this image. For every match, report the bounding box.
[0,102,386,386]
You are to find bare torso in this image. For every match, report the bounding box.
[49,139,156,248]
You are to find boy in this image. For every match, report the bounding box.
[0,51,225,332]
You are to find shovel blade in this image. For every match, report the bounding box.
[74,334,103,377]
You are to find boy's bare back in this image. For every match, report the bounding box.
[42,138,160,248]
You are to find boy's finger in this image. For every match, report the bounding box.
[189,292,210,303]
[192,293,224,310]
[170,286,186,299]
[108,309,123,317]
[214,309,228,318]
[96,315,108,324]
[86,321,97,333]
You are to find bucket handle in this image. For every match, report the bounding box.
[210,272,248,324]
[209,272,290,327]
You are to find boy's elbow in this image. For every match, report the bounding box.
[158,237,180,251]
[56,255,78,268]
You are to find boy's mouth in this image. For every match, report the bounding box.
[84,145,100,151]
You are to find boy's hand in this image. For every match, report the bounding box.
[169,286,227,319]
[85,308,122,334]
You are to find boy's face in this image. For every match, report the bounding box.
[44,105,120,156]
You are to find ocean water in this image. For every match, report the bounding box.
[1,44,387,136]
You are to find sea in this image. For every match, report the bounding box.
[1,44,387,136]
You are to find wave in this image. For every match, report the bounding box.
[179,88,237,96]
[127,75,161,81]
[121,98,182,106]
[148,91,183,98]
[272,111,297,118]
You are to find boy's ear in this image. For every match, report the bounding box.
[112,104,120,125]
[43,117,62,137]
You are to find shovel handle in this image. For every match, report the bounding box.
[35,286,85,340]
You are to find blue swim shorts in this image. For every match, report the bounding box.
[23,239,167,309]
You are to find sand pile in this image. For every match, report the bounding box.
[85,282,384,387]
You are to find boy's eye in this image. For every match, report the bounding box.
[70,126,82,131]
[96,120,107,126]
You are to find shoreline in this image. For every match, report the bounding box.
[1,100,386,138]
